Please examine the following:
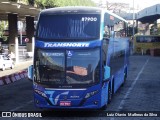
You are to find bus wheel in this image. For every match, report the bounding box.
[108,84,112,104]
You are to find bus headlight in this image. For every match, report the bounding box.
[35,89,47,98]
[85,90,98,99]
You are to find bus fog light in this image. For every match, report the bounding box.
[94,101,98,105]
[35,99,39,104]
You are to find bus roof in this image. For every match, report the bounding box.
[40,6,102,15]
[40,6,127,23]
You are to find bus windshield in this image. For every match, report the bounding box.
[34,48,100,88]
[36,14,100,40]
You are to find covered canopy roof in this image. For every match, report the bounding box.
[0,0,40,20]
[137,4,160,23]
[117,4,160,24]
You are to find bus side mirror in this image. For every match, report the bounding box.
[104,66,110,80]
[28,65,33,81]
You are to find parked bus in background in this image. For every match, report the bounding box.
[134,35,160,55]
[28,6,129,109]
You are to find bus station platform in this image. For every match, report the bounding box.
[0,59,33,86]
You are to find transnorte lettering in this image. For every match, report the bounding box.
[44,43,90,47]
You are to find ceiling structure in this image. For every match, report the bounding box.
[137,4,160,23]
[0,0,41,20]
[119,4,160,24]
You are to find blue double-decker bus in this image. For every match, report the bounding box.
[28,6,129,109]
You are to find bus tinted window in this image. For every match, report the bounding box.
[34,48,100,88]
[37,14,100,40]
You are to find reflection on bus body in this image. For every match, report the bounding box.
[67,66,87,76]
[66,66,93,84]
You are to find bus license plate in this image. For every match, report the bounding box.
[60,101,71,106]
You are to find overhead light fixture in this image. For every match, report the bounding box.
[1,2,10,4]
[12,3,21,9]
[6,12,11,13]
[29,8,36,10]
[12,3,18,6]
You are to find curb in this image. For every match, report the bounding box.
[0,70,28,86]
